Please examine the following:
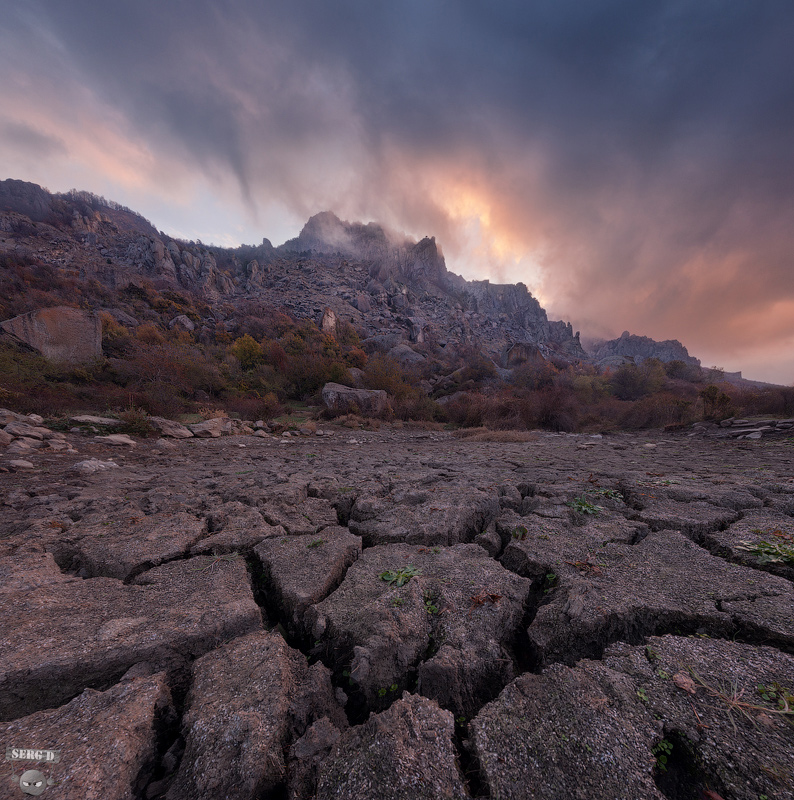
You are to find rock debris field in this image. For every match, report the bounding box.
[1,415,793,800]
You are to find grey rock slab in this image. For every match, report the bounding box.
[69,415,122,427]
[166,630,346,800]
[308,543,531,717]
[632,497,739,539]
[525,530,794,666]
[56,511,208,581]
[0,555,262,720]
[315,693,467,800]
[500,510,647,581]
[348,488,499,546]
[253,527,362,637]
[602,636,794,800]
[3,421,54,440]
[190,501,283,556]
[0,673,173,800]
[470,660,664,800]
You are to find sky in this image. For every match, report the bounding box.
[1,1,793,383]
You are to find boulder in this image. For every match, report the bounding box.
[148,416,194,438]
[321,383,389,416]
[187,418,233,438]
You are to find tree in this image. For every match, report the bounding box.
[230,334,263,371]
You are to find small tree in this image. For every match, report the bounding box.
[231,334,263,371]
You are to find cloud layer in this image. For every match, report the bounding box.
[1,1,793,381]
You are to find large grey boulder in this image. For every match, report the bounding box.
[148,416,194,438]
[321,382,389,416]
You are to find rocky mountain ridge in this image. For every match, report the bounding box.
[0,179,703,372]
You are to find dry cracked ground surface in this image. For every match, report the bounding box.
[1,424,793,799]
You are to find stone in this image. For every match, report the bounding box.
[70,415,122,427]
[0,555,262,719]
[94,433,137,447]
[165,630,345,800]
[315,694,467,800]
[321,383,389,416]
[71,459,119,474]
[8,459,34,470]
[349,488,500,547]
[1,673,174,800]
[522,530,794,667]
[0,429,12,445]
[470,659,664,800]
[187,418,232,438]
[168,314,195,331]
[148,417,194,438]
[4,421,53,440]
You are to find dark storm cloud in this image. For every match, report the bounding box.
[4,0,794,378]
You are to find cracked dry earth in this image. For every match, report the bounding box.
[1,427,793,800]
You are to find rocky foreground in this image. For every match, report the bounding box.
[1,417,793,799]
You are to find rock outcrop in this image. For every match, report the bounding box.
[1,307,101,363]
[591,330,700,368]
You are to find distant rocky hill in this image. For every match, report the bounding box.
[1,179,707,375]
[589,331,701,369]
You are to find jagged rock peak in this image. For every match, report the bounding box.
[591,331,700,367]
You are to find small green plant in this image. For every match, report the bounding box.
[423,591,440,615]
[645,645,659,662]
[737,537,794,567]
[306,539,325,548]
[568,496,604,515]
[757,682,794,713]
[391,597,404,608]
[652,739,673,771]
[636,687,649,702]
[378,683,399,697]
[379,565,422,587]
